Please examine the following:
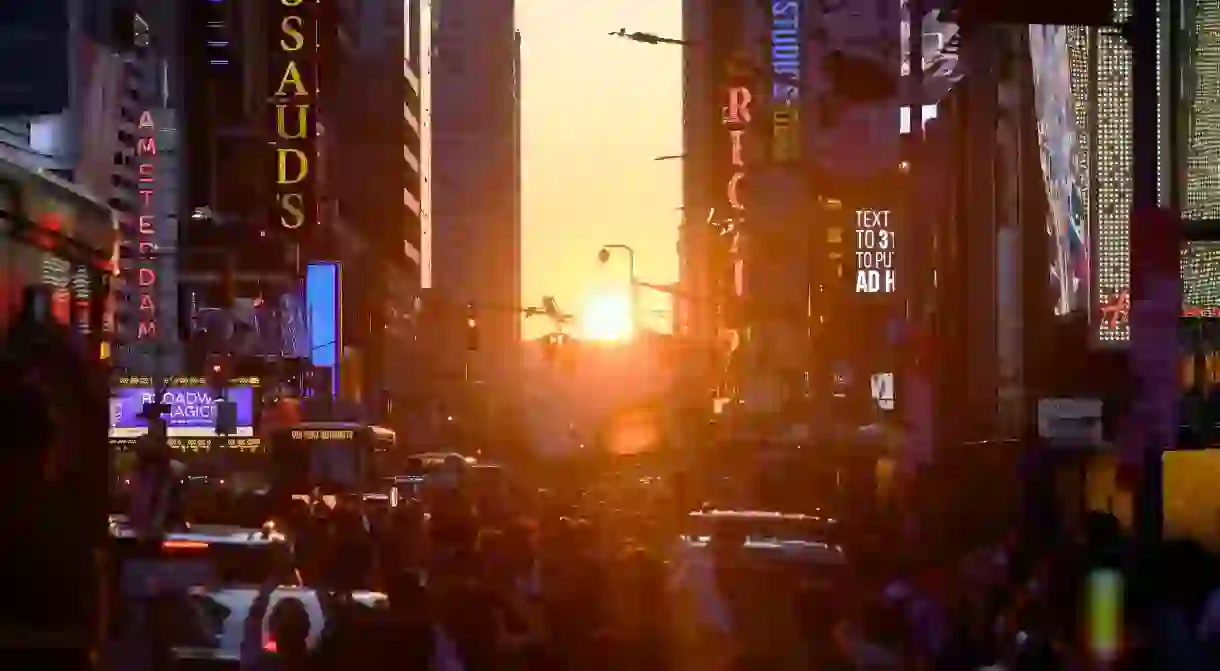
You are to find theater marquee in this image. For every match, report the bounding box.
[270,0,317,233]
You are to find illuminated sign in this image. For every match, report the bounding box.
[290,430,355,440]
[770,1,801,162]
[136,110,158,338]
[271,0,317,232]
[724,85,751,210]
[854,209,896,293]
[108,386,256,434]
[110,437,262,452]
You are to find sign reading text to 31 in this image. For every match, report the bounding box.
[854,209,896,294]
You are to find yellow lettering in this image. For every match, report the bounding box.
[292,431,303,439]
[281,0,305,5]
[275,104,309,140]
[275,61,308,97]
[279,193,306,229]
[280,16,305,51]
[276,148,309,184]
[137,137,156,155]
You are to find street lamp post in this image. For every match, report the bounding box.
[598,244,639,333]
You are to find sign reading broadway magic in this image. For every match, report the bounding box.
[270,0,318,234]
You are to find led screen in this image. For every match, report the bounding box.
[108,385,255,438]
[1029,25,1090,316]
[306,262,338,368]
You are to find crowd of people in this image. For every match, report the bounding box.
[214,478,1220,671]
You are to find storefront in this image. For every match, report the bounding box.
[0,156,116,357]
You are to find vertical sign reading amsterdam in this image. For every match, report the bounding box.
[270,0,317,235]
[136,110,158,338]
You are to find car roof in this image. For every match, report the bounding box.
[678,535,848,565]
[109,517,288,545]
[688,509,837,523]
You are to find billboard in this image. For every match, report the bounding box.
[305,262,339,368]
[1029,25,1090,317]
[108,385,256,438]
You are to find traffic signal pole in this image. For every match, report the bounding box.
[1130,0,1166,547]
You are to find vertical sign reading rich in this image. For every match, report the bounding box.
[770,1,801,162]
[271,0,317,233]
[136,110,158,338]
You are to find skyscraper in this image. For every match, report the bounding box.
[429,0,521,396]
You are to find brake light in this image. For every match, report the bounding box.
[161,540,209,551]
[264,639,278,653]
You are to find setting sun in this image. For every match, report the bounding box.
[580,292,634,341]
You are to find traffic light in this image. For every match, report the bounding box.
[465,302,479,351]
[220,258,236,309]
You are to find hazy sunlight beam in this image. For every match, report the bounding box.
[580,292,634,341]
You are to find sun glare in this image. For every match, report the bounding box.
[580,292,634,342]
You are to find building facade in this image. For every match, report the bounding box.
[327,0,431,413]
[428,0,521,412]
[0,0,169,370]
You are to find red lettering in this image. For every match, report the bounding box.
[138,241,156,256]
[138,215,155,235]
[138,321,157,339]
[139,163,154,183]
[139,189,154,208]
[137,137,156,155]
[138,268,156,287]
[139,294,156,313]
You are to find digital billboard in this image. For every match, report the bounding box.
[108,385,255,438]
[1029,25,1090,317]
[853,208,897,294]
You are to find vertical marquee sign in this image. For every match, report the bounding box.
[270,0,318,235]
[770,1,801,163]
[136,110,159,338]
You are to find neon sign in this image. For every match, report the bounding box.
[770,1,801,162]
[1100,289,1220,325]
[136,110,158,339]
[271,0,316,232]
[724,86,751,210]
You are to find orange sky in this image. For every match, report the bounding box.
[517,0,682,339]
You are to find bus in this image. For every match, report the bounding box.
[266,422,398,496]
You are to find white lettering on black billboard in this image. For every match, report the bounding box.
[854,209,896,293]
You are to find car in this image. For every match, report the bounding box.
[158,586,387,669]
[679,509,847,566]
[110,517,296,592]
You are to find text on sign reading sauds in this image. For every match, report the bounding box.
[854,209,896,293]
[272,0,315,230]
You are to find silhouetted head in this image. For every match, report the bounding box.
[267,597,311,656]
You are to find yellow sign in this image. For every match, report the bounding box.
[291,430,355,441]
[272,0,316,231]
